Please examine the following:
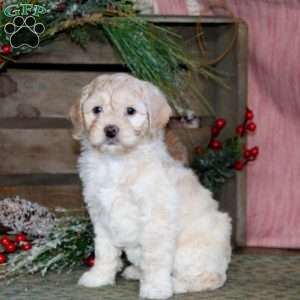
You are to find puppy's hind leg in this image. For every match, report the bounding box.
[173,213,231,294]
[173,271,226,294]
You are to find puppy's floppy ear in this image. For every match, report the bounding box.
[143,82,172,130]
[69,99,84,140]
[69,75,111,139]
[69,83,91,140]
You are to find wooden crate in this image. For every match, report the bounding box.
[0,16,247,246]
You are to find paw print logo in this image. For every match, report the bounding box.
[4,16,45,49]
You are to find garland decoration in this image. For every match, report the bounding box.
[0,216,93,278]
[0,0,223,113]
[0,232,33,266]
[192,107,259,192]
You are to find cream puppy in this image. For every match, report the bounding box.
[70,73,231,299]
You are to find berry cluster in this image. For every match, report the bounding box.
[233,108,259,171]
[207,107,259,171]
[0,44,12,65]
[209,118,226,150]
[235,108,256,136]
[0,233,32,264]
[234,146,259,170]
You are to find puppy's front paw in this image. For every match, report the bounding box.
[140,272,173,299]
[78,269,115,288]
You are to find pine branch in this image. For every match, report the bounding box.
[192,137,243,192]
[0,217,94,280]
[45,12,104,37]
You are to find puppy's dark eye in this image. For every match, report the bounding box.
[127,107,136,115]
[93,106,103,114]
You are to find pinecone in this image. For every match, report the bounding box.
[0,196,56,236]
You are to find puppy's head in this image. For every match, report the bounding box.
[69,73,172,153]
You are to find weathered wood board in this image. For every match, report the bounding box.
[0,129,79,174]
[0,71,101,118]
[215,22,248,246]
[0,127,206,175]
[0,185,84,211]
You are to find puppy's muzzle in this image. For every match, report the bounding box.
[104,125,119,139]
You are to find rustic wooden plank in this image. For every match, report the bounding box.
[235,21,248,247]
[0,127,207,175]
[0,118,71,129]
[215,23,238,246]
[214,21,248,247]
[0,185,85,211]
[0,70,100,118]
[0,174,79,186]
[18,34,122,65]
[0,117,213,130]
[0,129,79,175]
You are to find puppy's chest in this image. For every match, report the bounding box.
[104,189,141,247]
[95,157,137,185]
[87,159,142,247]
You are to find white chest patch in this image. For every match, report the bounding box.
[81,153,142,248]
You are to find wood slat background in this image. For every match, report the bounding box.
[0,70,100,118]
[0,129,78,174]
[0,17,247,246]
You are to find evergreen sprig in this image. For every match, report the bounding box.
[192,137,243,192]
[102,17,194,106]
[0,217,94,279]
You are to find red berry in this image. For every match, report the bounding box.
[209,140,222,150]
[20,242,32,251]
[1,44,12,55]
[233,160,244,171]
[211,127,220,137]
[215,118,226,129]
[246,122,256,132]
[250,146,259,158]
[15,233,27,243]
[5,242,17,253]
[236,125,245,136]
[0,235,12,246]
[0,253,7,264]
[245,109,254,121]
[244,149,252,160]
[85,255,95,267]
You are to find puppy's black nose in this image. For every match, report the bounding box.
[104,125,119,138]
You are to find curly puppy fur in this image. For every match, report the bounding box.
[70,73,231,299]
